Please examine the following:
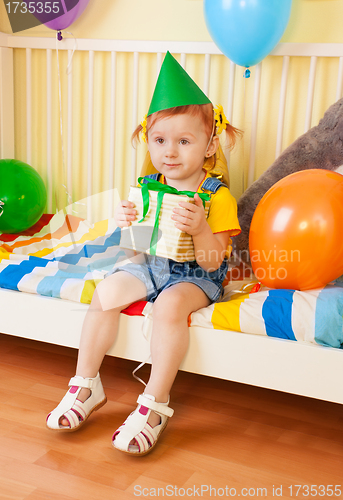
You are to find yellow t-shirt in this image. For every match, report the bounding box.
[198,172,241,236]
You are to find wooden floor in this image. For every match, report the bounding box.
[1,333,343,500]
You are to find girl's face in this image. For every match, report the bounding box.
[147,112,218,190]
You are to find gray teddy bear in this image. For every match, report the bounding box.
[233,97,343,265]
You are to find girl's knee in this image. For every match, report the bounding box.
[90,279,122,312]
[91,271,147,312]
[153,289,189,321]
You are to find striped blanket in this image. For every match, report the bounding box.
[0,213,126,303]
[189,281,343,349]
[1,214,342,348]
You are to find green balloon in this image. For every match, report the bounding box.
[0,159,47,234]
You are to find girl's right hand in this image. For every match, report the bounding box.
[114,200,137,228]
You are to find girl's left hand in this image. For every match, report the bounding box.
[171,193,207,236]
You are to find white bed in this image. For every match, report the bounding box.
[1,31,343,405]
[1,286,343,405]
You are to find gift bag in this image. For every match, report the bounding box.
[120,178,210,262]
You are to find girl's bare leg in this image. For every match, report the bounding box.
[76,271,146,377]
[143,283,210,427]
[59,271,147,426]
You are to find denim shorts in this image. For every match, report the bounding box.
[108,255,229,303]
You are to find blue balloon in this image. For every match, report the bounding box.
[204,0,292,68]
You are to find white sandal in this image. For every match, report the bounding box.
[112,393,174,456]
[46,373,107,431]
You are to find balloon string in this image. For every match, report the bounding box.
[55,32,87,220]
[53,33,91,254]
[65,31,78,75]
[55,33,68,211]
[242,70,247,194]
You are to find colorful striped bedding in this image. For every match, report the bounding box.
[0,213,126,304]
[1,214,342,348]
[189,281,343,349]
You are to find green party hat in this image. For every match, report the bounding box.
[147,51,211,116]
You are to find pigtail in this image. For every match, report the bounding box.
[131,113,148,147]
[224,123,243,152]
[213,104,243,152]
[131,124,143,147]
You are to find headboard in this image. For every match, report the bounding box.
[1,32,343,221]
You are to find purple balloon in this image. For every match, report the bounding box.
[45,0,90,30]
[23,0,90,31]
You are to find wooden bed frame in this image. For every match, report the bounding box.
[1,32,343,405]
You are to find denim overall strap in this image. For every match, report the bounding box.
[141,173,161,183]
[201,177,227,194]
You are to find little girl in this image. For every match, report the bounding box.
[47,52,242,456]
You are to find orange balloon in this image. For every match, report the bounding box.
[249,169,343,290]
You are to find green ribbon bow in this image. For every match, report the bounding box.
[137,177,210,255]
